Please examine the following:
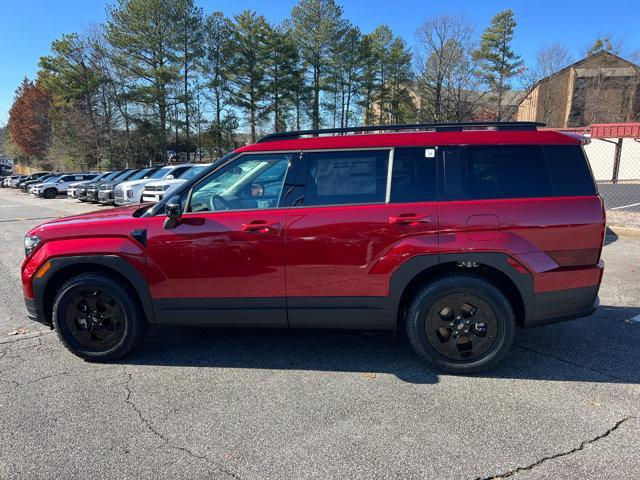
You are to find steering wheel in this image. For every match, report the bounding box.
[209,194,232,211]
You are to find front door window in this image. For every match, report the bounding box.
[188,153,293,213]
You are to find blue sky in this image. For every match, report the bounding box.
[1,0,639,126]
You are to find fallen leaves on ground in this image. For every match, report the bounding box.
[8,328,29,336]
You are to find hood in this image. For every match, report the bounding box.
[69,179,94,187]
[118,178,155,189]
[98,180,122,189]
[41,204,149,226]
[146,178,186,188]
[27,204,152,241]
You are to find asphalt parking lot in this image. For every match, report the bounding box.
[0,188,638,480]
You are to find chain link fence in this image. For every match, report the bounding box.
[583,136,640,228]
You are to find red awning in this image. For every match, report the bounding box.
[590,123,640,139]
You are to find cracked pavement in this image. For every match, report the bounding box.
[1,189,639,479]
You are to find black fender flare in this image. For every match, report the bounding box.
[388,252,534,326]
[32,255,155,324]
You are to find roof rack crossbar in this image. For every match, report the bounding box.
[256,122,546,143]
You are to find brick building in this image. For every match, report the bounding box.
[515,51,640,128]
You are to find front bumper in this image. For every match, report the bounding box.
[98,190,115,204]
[86,190,99,202]
[24,297,49,326]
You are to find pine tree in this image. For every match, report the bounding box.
[106,0,182,160]
[202,11,234,156]
[227,10,270,143]
[264,26,300,132]
[289,0,349,129]
[174,0,204,161]
[473,9,523,121]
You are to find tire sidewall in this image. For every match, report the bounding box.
[53,276,137,360]
[408,276,514,373]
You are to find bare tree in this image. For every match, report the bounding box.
[522,43,573,125]
[414,14,481,122]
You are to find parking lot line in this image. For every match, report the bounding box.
[610,202,640,210]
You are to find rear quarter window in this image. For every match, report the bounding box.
[466,145,553,199]
[544,145,597,196]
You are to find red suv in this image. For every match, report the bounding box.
[21,122,605,373]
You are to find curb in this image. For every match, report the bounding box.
[607,225,640,240]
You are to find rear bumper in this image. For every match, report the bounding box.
[526,285,600,328]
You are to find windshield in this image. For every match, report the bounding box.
[92,172,110,181]
[178,165,207,181]
[113,170,134,181]
[45,175,64,183]
[127,168,154,181]
[102,171,121,181]
[148,166,172,179]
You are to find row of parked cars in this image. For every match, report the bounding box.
[1,163,211,205]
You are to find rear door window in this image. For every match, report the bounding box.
[544,145,597,196]
[303,150,389,206]
[390,147,437,202]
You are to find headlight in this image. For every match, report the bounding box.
[24,235,42,256]
[126,188,133,198]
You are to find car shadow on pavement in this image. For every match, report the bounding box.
[120,304,640,385]
[605,227,619,245]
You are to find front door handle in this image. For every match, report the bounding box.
[389,214,432,226]
[241,220,279,233]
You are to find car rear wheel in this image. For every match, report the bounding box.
[52,273,147,361]
[406,274,515,374]
[43,188,57,199]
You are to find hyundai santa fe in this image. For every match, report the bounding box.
[21,122,605,373]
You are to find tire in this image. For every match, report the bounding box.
[406,274,515,374]
[52,273,148,361]
[43,188,57,199]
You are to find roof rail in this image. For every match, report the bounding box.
[256,122,546,143]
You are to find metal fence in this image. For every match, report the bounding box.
[584,137,640,215]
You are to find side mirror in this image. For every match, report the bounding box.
[163,196,182,229]
[166,174,175,180]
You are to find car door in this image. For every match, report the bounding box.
[285,147,439,329]
[144,152,298,327]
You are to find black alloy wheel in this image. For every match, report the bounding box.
[64,288,126,351]
[424,293,496,361]
[406,274,515,374]
[52,273,147,361]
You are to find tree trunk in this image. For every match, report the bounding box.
[313,64,320,129]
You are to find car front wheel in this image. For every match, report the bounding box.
[406,274,515,374]
[43,188,57,199]
[52,273,147,361]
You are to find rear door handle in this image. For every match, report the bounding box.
[389,214,432,226]
[241,220,279,233]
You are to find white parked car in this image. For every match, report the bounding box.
[28,174,66,194]
[32,174,97,199]
[67,172,111,198]
[141,164,211,203]
[114,164,193,206]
